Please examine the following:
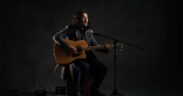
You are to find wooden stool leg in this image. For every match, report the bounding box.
[65,66,77,96]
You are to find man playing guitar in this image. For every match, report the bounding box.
[53,10,111,96]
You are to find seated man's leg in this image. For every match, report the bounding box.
[88,58,108,96]
[74,60,90,96]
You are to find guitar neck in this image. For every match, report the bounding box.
[83,45,113,51]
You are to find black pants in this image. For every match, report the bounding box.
[74,52,108,96]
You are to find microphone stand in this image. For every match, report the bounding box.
[93,33,144,96]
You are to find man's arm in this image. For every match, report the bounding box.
[53,26,69,47]
[53,25,78,54]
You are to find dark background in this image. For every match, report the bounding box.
[1,0,182,95]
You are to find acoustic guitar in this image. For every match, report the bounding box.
[54,39,122,65]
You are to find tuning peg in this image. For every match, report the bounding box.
[116,43,124,50]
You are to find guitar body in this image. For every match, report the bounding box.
[54,39,88,65]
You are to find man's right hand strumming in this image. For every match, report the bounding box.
[68,44,78,55]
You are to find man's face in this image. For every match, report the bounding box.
[81,13,88,27]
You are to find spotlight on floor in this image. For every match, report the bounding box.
[35,90,47,96]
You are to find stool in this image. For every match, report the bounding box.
[64,65,92,96]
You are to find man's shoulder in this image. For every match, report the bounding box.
[86,29,94,34]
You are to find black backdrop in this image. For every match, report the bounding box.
[1,0,182,95]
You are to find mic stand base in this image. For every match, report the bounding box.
[109,89,123,96]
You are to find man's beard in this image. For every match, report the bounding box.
[78,22,87,30]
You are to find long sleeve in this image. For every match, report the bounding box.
[53,25,69,47]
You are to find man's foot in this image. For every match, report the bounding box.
[91,90,105,96]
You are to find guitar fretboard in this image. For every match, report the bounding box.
[83,45,114,51]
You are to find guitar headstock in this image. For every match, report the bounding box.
[114,43,124,50]
[104,43,124,50]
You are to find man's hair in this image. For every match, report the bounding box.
[73,10,87,23]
